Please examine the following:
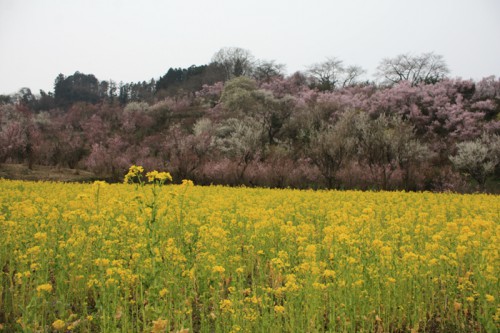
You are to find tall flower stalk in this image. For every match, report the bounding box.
[123,165,173,257]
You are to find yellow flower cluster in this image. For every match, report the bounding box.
[52,319,65,331]
[146,170,173,183]
[0,178,498,332]
[123,165,144,183]
[124,165,172,185]
[36,283,53,294]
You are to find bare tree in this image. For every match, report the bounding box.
[376,52,449,86]
[253,60,286,83]
[307,57,344,91]
[308,57,366,91]
[211,47,255,81]
[341,65,367,87]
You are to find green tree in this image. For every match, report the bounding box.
[354,113,430,190]
[220,77,258,114]
[308,110,357,188]
[54,72,100,107]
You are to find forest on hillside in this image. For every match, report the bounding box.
[1,48,499,192]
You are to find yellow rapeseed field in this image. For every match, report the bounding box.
[0,168,498,332]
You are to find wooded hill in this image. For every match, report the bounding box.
[1,48,499,192]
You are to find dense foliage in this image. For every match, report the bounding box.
[0,178,498,332]
[1,49,499,191]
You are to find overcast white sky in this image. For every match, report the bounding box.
[0,0,499,95]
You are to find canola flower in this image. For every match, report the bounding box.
[36,283,53,294]
[52,319,65,331]
[146,170,173,183]
[0,172,498,332]
[123,165,144,184]
[124,165,172,185]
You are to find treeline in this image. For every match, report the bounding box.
[1,48,499,192]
